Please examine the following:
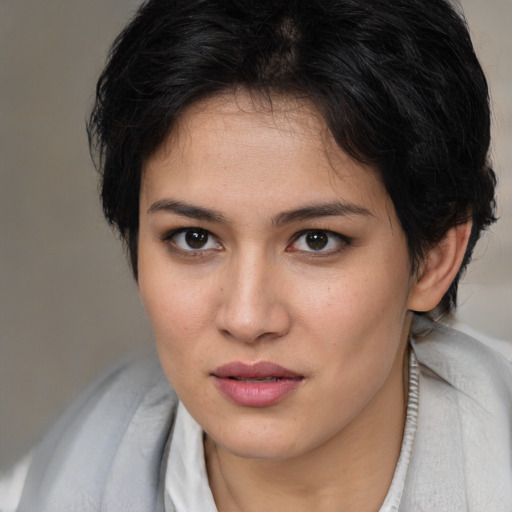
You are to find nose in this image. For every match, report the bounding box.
[215,252,291,344]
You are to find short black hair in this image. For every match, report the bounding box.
[88,0,497,314]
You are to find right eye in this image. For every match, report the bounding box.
[164,228,222,252]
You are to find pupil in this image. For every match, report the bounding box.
[185,230,208,249]
[306,231,328,250]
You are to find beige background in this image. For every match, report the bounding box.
[1,0,511,471]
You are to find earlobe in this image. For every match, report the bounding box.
[408,221,472,312]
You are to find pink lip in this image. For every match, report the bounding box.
[212,362,304,407]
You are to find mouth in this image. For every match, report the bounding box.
[212,361,303,380]
[226,376,284,382]
[212,361,304,407]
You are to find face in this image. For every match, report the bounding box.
[138,93,416,461]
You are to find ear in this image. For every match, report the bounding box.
[408,221,472,312]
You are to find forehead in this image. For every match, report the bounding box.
[141,92,389,216]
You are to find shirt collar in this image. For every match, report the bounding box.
[165,402,218,512]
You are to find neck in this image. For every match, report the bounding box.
[205,346,410,512]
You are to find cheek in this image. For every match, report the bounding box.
[137,242,218,357]
[140,276,213,341]
[295,263,409,332]
[291,253,412,371]
[138,269,215,404]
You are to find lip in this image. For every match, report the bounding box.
[212,361,304,407]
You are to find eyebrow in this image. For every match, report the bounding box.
[147,199,228,224]
[272,201,373,226]
[147,198,373,225]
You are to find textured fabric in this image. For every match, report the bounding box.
[402,317,512,511]
[5,317,512,511]
[379,351,420,512]
[16,357,178,512]
[0,453,32,512]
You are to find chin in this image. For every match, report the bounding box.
[216,439,301,461]
[206,418,310,461]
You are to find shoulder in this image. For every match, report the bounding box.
[403,316,512,511]
[11,356,178,512]
[411,315,512,407]
[450,320,512,361]
[0,453,32,512]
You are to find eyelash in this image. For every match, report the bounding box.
[160,228,350,257]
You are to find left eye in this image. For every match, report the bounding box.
[169,228,220,251]
[288,230,347,253]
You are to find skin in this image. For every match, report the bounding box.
[137,92,430,511]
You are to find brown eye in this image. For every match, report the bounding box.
[305,231,329,251]
[288,230,349,255]
[167,228,221,252]
[185,229,209,249]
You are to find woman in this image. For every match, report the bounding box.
[2,0,511,510]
